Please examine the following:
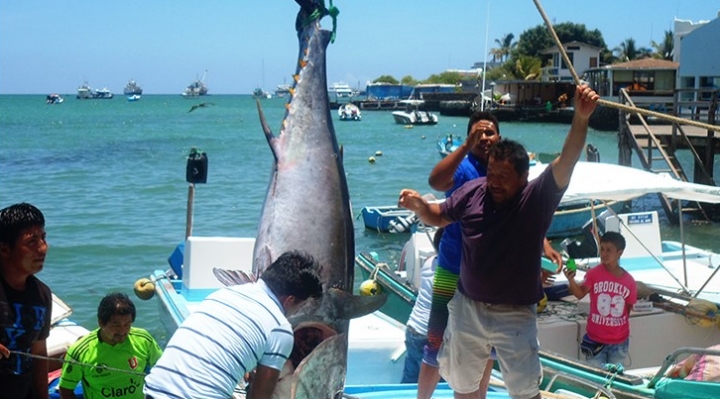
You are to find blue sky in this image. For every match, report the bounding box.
[1,0,717,95]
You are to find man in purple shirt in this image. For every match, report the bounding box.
[398,84,599,399]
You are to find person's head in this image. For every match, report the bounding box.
[0,203,47,278]
[97,292,136,345]
[466,111,501,162]
[599,231,626,268]
[486,139,530,205]
[261,251,323,316]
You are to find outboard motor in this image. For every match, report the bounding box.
[561,209,612,258]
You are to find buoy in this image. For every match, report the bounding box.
[359,280,382,296]
[420,135,426,139]
[537,293,548,313]
[368,156,376,163]
[134,278,155,300]
[404,125,413,129]
[375,151,383,156]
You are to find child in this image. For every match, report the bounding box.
[564,231,637,368]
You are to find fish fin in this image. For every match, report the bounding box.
[329,288,387,319]
[212,268,257,286]
[256,99,279,162]
[291,333,347,399]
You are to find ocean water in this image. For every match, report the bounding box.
[1,94,719,343]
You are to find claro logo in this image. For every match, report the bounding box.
[101,378,142,398]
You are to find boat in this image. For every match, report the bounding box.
[46,94,63,104]
[252,87,272,99]
[182,71,209,97]
[275,84,292,98]
[392,100,438,125]
[328,81,355,102]
[356,161,720,399]
[127,94,141,102]
[361,205,415,233]
[76,83,113,99]
[339,103,362,121]
[436,133,463,158]
[146,237,411,386]
[360,161,626,237]
[47,293,91,372]
[123,79,143,95]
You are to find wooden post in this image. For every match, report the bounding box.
[185,183,195,239]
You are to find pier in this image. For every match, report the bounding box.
[618,88,719,222]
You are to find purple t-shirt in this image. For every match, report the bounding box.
[440,165,565,305]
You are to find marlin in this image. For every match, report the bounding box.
[215,1,385,398]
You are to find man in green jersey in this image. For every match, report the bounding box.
[59,292,162,399]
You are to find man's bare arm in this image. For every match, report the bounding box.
[398,189,451,227]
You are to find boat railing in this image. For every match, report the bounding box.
[647,347,720,388]
[543,369,617,399]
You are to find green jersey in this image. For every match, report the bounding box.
[59,327,163,399]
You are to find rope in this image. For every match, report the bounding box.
[10,350,147,377]
[531,0,720,132]
[298,0,340,43]
[369,262,390,281]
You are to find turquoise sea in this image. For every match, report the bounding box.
[2,94,719,344]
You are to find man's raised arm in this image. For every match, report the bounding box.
[551,84,599,190]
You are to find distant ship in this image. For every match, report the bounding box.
[182,70,209,97]
[252,87,272,99]
[76,82,113,99]
[275,84,292,98]
[123,79,143,95]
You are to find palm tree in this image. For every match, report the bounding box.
[489,48,504,63]
[651,30,674,60]
[493,33,517,62]
[614,38,638,62]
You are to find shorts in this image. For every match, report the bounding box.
[437,291,542,398]
[585,338,629,369]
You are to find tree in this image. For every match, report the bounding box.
[651,30,674,60]
[373,75,399,85]
[515,22,607,58]
[491,33,517,62]
[514,56,543,80]
[423,71,463,85]
[400,75,417,85]
[614,38,638,62]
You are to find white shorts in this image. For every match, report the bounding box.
[437,291,542,398]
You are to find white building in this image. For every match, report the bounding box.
[676,11,720,101]
[539,41,602,82]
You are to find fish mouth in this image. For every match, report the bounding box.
[290,322,337,369]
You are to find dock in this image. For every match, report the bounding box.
[618,88,719,222]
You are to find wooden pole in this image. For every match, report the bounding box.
[185,183,195,239]
[531,0,720,132]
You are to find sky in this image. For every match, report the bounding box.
[1,0,718,95]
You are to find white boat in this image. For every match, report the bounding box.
[147,237,408,386]
[182,71,208,97]
[392,100,438,125]
[275,84,292,98]
[252,87,272,99]
[338,103,362,121]
[46,94,63,104]
[123,79,143,95]
[356,161,720,399]
[47,293,90,371]
[127,94,141,102]
[328,81,356,103]
[76,83,113,99]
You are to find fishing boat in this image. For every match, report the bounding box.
[252,87,272,99]
[145,237,410,386]
[436,133,463,158]
[75,83,113,99]
[355,162,720,399]
[46,94,64,104]
[123,79,143,95]
[275,84,292,98]
[182,71,209,97]
[360,161,626,237]
[339,103,362,121]
[392,100,438,125]
[47,293,91,372]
